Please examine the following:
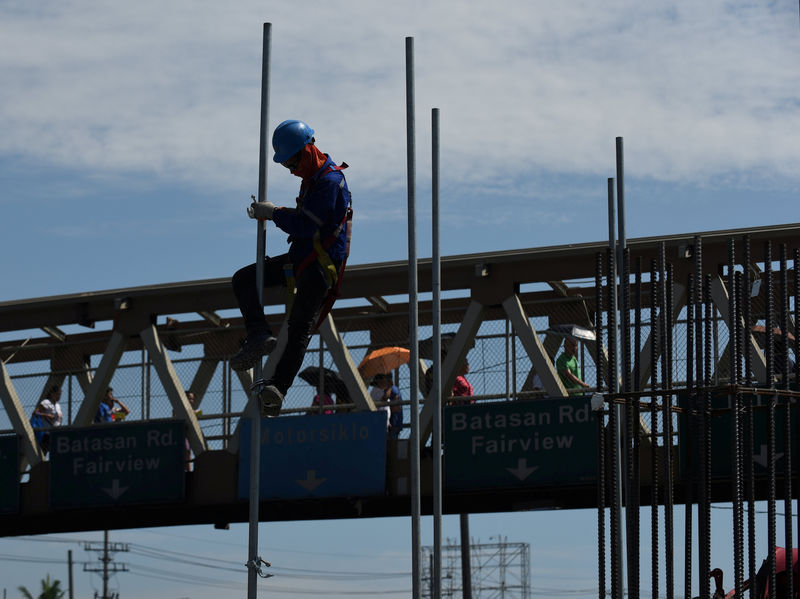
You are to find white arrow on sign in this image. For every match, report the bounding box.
[505,458,539,481]
[753,444,784,468]
[102,479,129,499]
[295,470,327,492]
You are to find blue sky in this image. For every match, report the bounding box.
[0,1,798,597]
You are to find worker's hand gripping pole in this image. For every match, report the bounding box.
[247,22,271,599]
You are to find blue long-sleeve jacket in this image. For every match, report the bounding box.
[272,155,350,266]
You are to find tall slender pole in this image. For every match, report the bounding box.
[460,513,473,599]
[607,176,625,599]
[247,22,271,599]
[431,107,442,599]
[615,136,633,599]
[102,530,109,599]
[68,549,74,599]
[405,36,422,599]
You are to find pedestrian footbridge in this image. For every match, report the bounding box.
[0,222,797,536]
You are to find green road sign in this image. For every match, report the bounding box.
[49,420,185,509]
[445,397,599,491]
[679,393,798,479]
[0,435,19,514]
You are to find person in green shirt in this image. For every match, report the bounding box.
[556,337,591,391]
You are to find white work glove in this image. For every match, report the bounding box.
[247,201,277,220]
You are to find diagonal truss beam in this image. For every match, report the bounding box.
[140,324,207,456]
[710,275,767,383]
[0,361,44,468]
[502,294,568,399]
[319,313,374,411]
[418,300,486,446]
[73,330,128,426]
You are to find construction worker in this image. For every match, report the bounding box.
[231,119,352,417]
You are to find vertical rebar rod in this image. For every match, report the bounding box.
[615,138,633,599]
[631,256,642,599]
[622,247,638,599]
[765,241,777,599]
[247,23,271,599]
[729,239,745,597]
[595,251,607,599]
[695,237,706,599]
[780,244,793,599]
[702,273,714,599]
[795,247,800,573]
[405,35,422,599]
[649,258,660,599]
[685,271,695,599]
[744,235,756,599]
[661,252,674,599]
[431,107,442,599]
[607,178,625,599]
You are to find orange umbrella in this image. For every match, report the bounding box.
[358,346,410,379]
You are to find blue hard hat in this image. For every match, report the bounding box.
[272,119,315,163]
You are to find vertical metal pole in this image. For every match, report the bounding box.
[729,240,745,597]
[68,549,74,599]
[247,22,271,599]
[650,258,661,599]
[431,107,442,599]
[67,373,72,425]
[595,251,607,599]
[102,530,109,599]
[795,247,800,580]
[607,177,625,599]
[405,36,422,599]
[460,513,473,599]
[505,320,510,401]
[685,271,695,599]
[141,348,146,419]
[702,274,714,599]
[779,244,793,599]
[765,242,777,599]
[744,237,757,599]
[659,246,674,599]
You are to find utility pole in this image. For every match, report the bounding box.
[83,530,129,599]
[68,549,74,599]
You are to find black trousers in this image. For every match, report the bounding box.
[232,254,333,394]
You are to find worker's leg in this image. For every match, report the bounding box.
[269,261,331,395]
[230,254,287,371]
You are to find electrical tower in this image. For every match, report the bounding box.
[83,530,129,599]
[422,536,530,598]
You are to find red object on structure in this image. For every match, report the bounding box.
[704,547,799,599]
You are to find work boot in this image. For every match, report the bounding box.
[230,332,277,372]
[258,384,284,418]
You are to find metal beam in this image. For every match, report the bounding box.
[140,323,207,456]
[319,314,374,411]
[502,294,568,398]
[73,330,128,426]
[419,300,486,445]
[710,275,767,383]
[0,360,44,467]
[188,358,220,410]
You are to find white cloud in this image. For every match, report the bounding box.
[0,0,797,206]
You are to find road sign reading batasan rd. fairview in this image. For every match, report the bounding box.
[49,420,185,509]
[238,411,387,500]
[445,397,598,491]
[0,435,19,514]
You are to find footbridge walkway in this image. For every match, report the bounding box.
[0,222,797,536]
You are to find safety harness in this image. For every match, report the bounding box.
[283,163,352,330]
